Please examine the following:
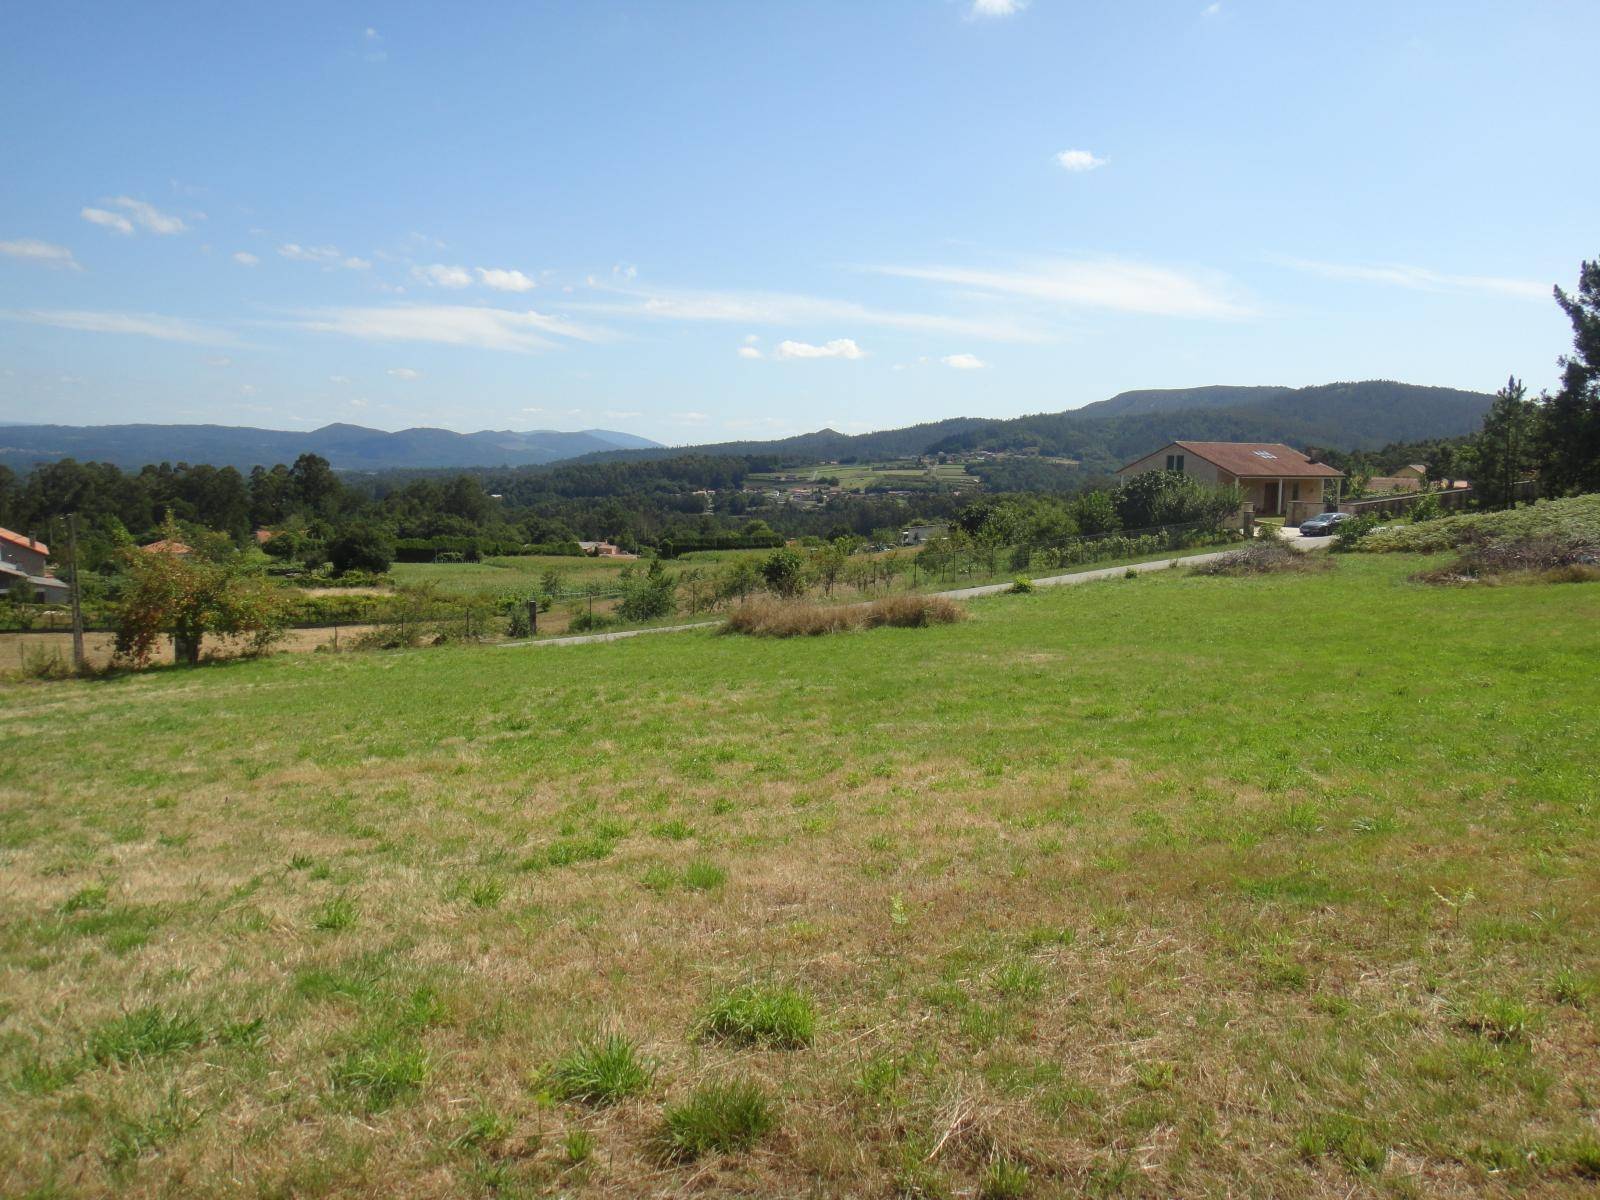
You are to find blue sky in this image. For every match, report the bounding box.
[2,1,1595,444]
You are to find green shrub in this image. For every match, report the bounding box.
[549,1034,654,1105]
[697,983,815,1048]
[568,609,614,634]
[1007,576,1034,594]
[656,1078,777,1161]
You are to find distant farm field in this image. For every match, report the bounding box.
[3,557,1599,1197]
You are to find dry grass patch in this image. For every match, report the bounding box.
[723,593,966,637]
[1189,539,1332,576]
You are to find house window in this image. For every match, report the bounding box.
[1165,454,1185,472]
[1292,482,1301,500]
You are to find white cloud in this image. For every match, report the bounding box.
[942,353,987,370]
[108,196,186,234]
[869,258,1253,319]
[232,251,260,266]
[573,284,1044,342]
[239,383,257,396]
[82,207,134,235]
[1,308,235,344]
[413,263,474,288]
[1278,257,1547,301]
[365,26,380,39]
[0,238,80,270]
[1056,149,1108,172]
[329,374,352,384]
[742,333,760,344]
[387,367,422,380]
[776,338,866,360]
[737,345,763,360]
[290,304,609,352]
[1202,3,1222,15]
[206,356,232,367]
[343,256,372,271]
[476,267,536,293]
[970,0,1024,17]
[279,242,342,263]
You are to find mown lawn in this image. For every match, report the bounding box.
[2,556,1598,1198]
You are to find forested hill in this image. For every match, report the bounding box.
[573,380,1495,474]
[0,422,660,472]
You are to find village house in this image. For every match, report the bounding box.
[899,523,949,546]
[577,540,633,558]
[0,526,70,603]
[1117,441,1344,518]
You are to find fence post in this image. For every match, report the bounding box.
[527,599,538,635]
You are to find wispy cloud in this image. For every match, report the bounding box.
[278,243,370,270]
[737,345,763,360]
[0,238,80,270]
[868,258,1254,319]
[1056,149,1108,172]
[942,352,986,370]
[290,304,610,352]
[775,338,866,360]
[232,251,259,267]
[387,367,422,380]
[969,0,1025,17]
[1202,3,1222,16]
[572,283,1045,342]
[1,308,236,345]
[81,207,134,235]
[1278,257,1547,301]
[81,196,187,235]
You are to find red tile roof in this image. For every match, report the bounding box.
[1167,441,1344,479]
[0,526,48,556]
[140,539,193,555]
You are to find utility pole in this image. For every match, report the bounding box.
[67,513,86,673]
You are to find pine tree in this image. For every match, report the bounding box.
[1541,259,1600,494]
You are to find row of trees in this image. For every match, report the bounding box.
[1448,260,1600,508]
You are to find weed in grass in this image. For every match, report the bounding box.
[451,1106,514,1150]
[1134,1061,1175,1091]
[549,1034,653,1106]
[330,1041,428,1112]
[697,983,815,1048]
[979,1155,1031,1199]
[991,959,1047,999]
[447,875,506,908]
[57,884,108,914]
[1459,993,1538,1042]
[521,835,618,872]
[311,892,358,932]
[1297,1113,1386,1173]
[1548,966,1591,1007]
[655,1078,777,1161]
[561,1127,596,1166]
[650,819,693,841]
[680,860,726,891]
[104,1087,199,1172]
[855,1053,901,1103]
[87,1007,206,1065]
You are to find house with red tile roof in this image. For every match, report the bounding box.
[1117,441,1344,517]
[0,526,70,602]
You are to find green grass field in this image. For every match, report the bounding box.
[4,557,1598,1197]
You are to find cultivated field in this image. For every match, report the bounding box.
[3,557,1598,1197]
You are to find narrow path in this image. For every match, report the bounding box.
[499,545,1246,650]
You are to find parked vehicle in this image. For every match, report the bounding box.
[1298,511,1352,537]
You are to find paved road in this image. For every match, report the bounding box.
[499,546,1246,650]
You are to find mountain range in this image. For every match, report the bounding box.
[0,423,661,472]
[0,381,1492,475]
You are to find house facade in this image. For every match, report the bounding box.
[0,527,70,602]
[1116,441,1344,517]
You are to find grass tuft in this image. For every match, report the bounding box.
[697,983,815,1048]
[549,1034,654,1106]
[87,1007,206,1065]
[655,1077,777,1161]
[310,892,358,932]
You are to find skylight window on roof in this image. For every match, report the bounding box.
[1252,450,1277,459]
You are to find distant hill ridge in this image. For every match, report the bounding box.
[0,381,1491,473]
[0,423,661,472]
